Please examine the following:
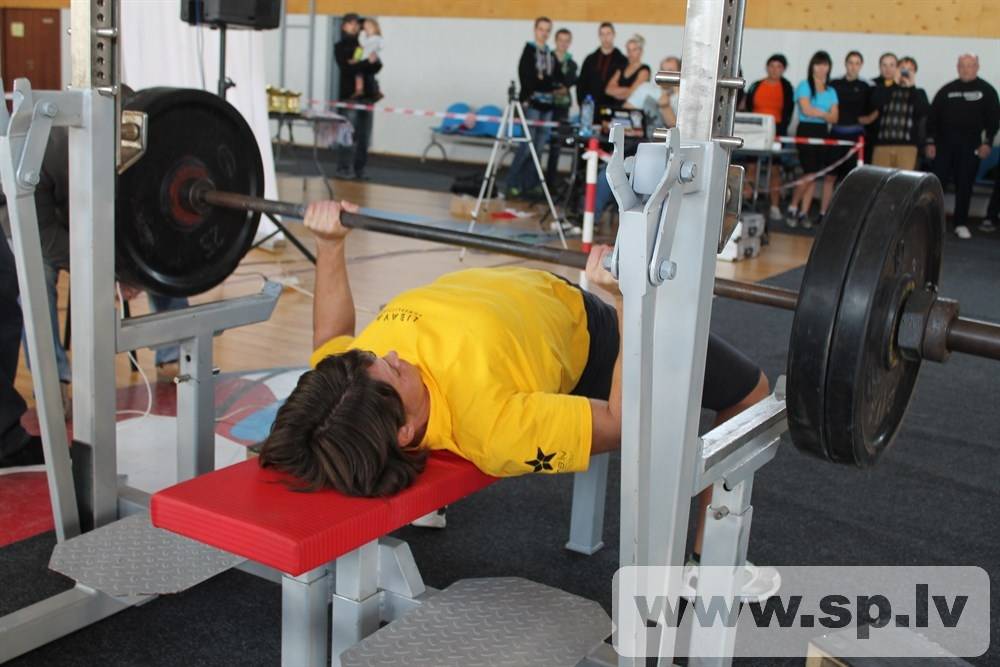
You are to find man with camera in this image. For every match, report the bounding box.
[868,55,929,171]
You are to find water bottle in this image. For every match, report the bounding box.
[580,95,594,138]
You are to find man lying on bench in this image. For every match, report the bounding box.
[259,200,769,568]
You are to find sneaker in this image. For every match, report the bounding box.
[955,225,972,240]
[410,508,447,529]
[552,219,582,236]
[768,205,783,222]
[0,435,45,470]
[978,220,996,233]
[785,208,798,227]
[801,214,813,230]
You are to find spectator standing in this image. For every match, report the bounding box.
[981,176,999,233]
[926,54,1000,239]
[576,22,628,111]
[865,52,898,163]
[506,17,561,198]
[546,28,578,184]
[744,53,795,222]
[786,50,839,229]
[653,56,682,128]
[829,51,871,180]
[334,12,382,180]
[870,56,929,170]
[605,35,651,109]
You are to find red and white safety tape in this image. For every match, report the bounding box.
[776,135,861,147]
[307,99,561,128]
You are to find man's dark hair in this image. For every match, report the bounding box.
[845,50,863,63]
[806,50,832,98]
[556,28,572,39]
[899,55,918,72]
[534,16,551,28]
[879,51,897,65]
[259,350,426,497]
[766,53,787,69]
[599,21,615,32]
[342,12,360,25]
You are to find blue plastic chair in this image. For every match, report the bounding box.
[435,102,471,134]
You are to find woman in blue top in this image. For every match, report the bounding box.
[786,50,839,228]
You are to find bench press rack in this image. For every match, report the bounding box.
[1,0,801,665]
[0,2,280,660]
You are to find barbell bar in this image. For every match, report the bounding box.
[117,87,1000,468]
[193,187,1000,364]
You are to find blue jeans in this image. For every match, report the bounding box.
[506,106,553,192]
[22,266,189,380]
[593,164,615,220]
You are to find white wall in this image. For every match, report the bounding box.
[267,15,1000,161]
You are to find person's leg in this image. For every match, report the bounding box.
[952,146,980,230]
[353,109,374,177]
[509,106,547,192]
[695,334,770,557]
[985,177,1000,223]
[769,161,782,209]
[336,108,356,175]
[148,293,189,366]
[592,164,613,218]
[0,238,32,462]
[545,107,568,185]
[819,175,836,215]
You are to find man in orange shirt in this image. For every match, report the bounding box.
[744,54,795,223]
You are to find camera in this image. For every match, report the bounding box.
[900,68,911,78]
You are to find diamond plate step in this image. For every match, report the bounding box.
[340,577,611,667]
[49,513,243,596]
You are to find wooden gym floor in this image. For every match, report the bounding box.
[12,176,813,406]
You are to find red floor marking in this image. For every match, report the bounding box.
[0,472,54,548]
[7,373,286,546]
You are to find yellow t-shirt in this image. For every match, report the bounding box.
[310,267,594,477]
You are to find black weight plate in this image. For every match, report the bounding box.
[117,88,264,297]
[824,170,943,466]
[787,166,894,461]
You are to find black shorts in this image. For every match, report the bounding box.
[796,122,834,175]
[569,286,762,412]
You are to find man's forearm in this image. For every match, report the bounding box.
[312,240,355,349]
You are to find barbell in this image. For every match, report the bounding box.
[116,87,1000,469]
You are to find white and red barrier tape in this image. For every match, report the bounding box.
[307,99,561,128]
[776,135,861,147]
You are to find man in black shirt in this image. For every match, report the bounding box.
[576,22,628,111]
[926,54,1000,239]
[506,17,561,196]
[829,50,871,179]
[334,13,383,180]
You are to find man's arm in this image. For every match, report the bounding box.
[303,200,360,350]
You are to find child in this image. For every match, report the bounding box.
[352,17,383,101]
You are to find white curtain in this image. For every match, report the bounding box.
[120,0,281,243]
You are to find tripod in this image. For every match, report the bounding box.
[466,81,567,248]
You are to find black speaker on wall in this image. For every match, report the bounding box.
[181,0,282,30]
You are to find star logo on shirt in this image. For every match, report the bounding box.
[525,447,556,472]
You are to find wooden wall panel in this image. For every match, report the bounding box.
[289,0,999,38]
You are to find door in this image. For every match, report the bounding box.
[2,9,61,91]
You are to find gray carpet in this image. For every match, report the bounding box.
[3,236,996,666]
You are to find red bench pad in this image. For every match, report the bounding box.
[150,451,496,576]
